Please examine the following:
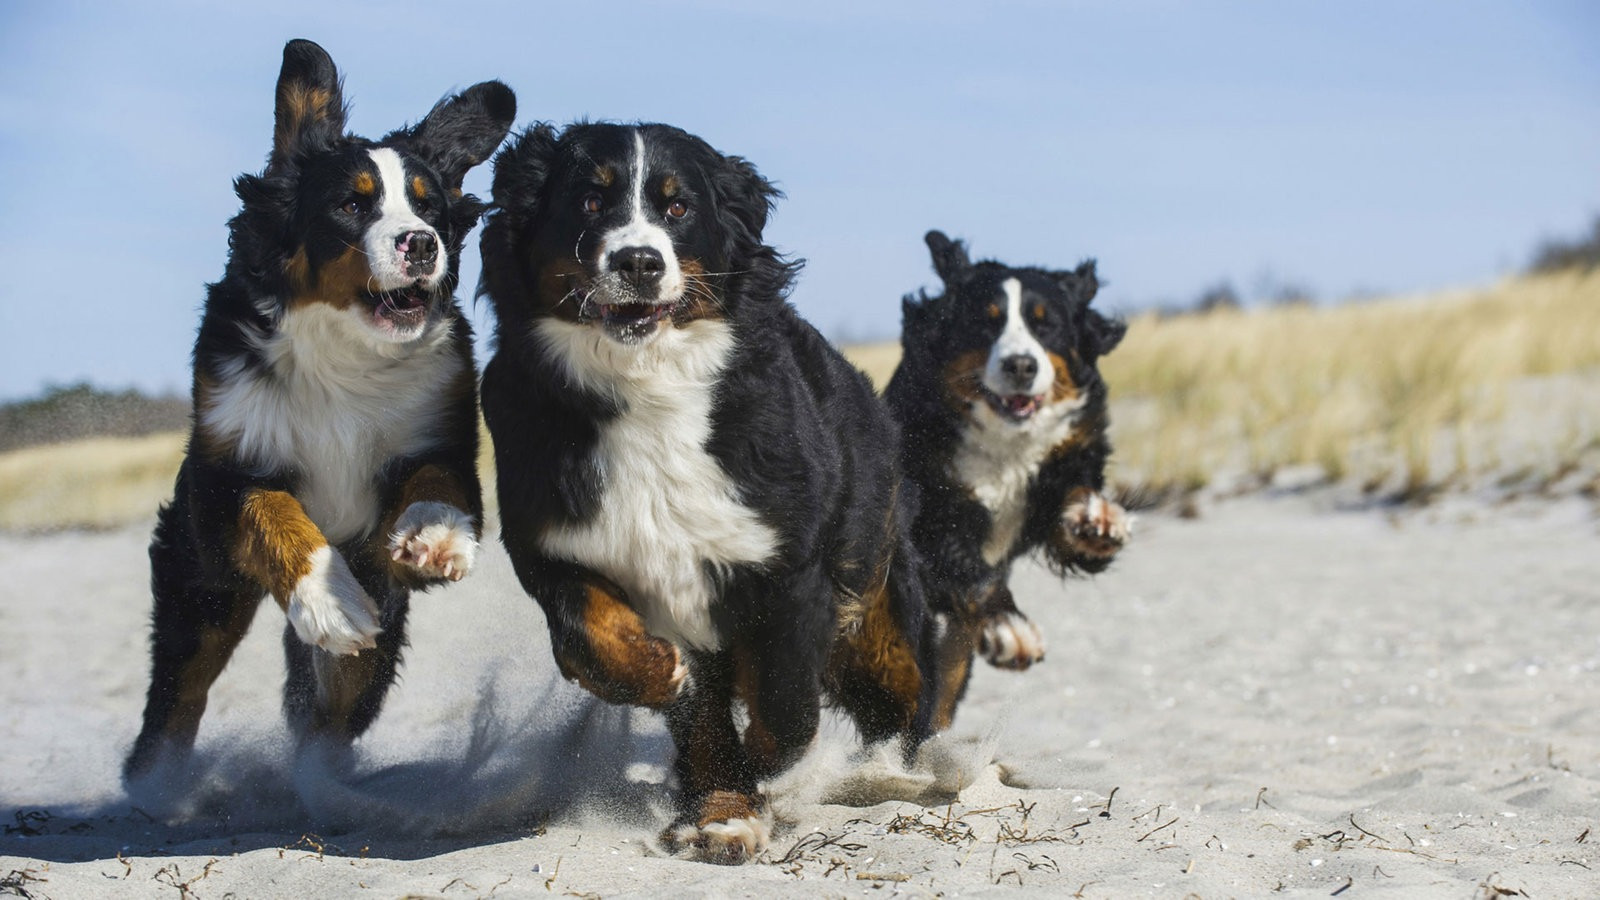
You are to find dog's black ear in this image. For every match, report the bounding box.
[271,39,347,167]
[1083,309,1127,359]
[478,124,559,308]
[396,81,517,189]
[715,152,780,243]
[901,293,932,338]
[925,230,971,284]
[1067,258,1123,358]
[1063,258,1100,305]
[487,124,558,218]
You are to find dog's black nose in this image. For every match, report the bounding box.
[1000,354,1039,386]
[401,231,438,274]
[610,247,665,289]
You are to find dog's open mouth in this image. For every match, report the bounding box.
[366,284,431,330]
[589,299,682,343]
[983,389,1043,422]
[600,301,675,326]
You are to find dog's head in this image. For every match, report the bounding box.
[480,122,795,347]
[231,39,515,345]
[902,230,1125,427]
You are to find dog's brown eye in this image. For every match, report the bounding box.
[341,198,366,216]
[986,303,1001,320]
[1031,303,1045,320]
[666,200,688,220]
[581,193,603,214]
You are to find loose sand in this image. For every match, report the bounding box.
[3,493,1597,897]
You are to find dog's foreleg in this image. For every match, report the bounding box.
[234,488,380,655]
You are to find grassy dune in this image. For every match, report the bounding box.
[2,271,1597,532]
[1101,269,1600,498]
[0,433,185,532]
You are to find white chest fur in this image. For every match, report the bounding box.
[535,319,779,651]
[202,305,462,544]
[952,399,1084,566]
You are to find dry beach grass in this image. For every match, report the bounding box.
[1101,269,1600,500]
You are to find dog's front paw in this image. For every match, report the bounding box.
[287,546,381,655]
[979,611,1045,670]
[559,587,689,709]
[563,629,688,709]
[663,791,771,865]
[389,501,478,582]
[1061,488,1131,559]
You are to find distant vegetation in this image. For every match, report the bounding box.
[1528,214,1600,275]
[0,383,188,454]
[1101,269,1600,502]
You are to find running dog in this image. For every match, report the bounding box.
[478,122,934,863]
[886,230,1129,730]
[124,39,514,781]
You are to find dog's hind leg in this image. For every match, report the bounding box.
[927,613,979,733]
[282,587,409,753]
[826,542,931,747]
[124,511,260,781]
[727,563,839,781]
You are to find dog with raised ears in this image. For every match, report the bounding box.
[886,230,1130,731]
[123,39,515,782]
[478,122,935,864]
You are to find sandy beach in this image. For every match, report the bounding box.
[3,491,1597,898]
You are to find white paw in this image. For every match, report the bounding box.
[286,545,381,655]
[979,611,1046,670]
[388,501,477,581]
[669,814,771,865]
[1062,490,1132,558]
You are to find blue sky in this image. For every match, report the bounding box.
[1,1,1596,400]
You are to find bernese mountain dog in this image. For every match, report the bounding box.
[885,230,1130,731]
[478,123,935,863]
[123,40,515,781]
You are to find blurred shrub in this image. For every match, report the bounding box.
[0,383,189,453]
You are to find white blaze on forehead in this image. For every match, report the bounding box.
[365,147,441,291]
[596,129,684,299]
[984,277,1054,397]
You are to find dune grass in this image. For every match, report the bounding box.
[1099,270,1600,499]
[0,433,186,532]
[0,426,504,535]
[2,270,1596,532]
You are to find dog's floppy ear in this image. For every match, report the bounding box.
[396,81,517,189]
[271,39,347,168]
[1062,259,1100,305]
[487,124,559,219]
[901,293,933,339]
[925,230,971,285]
[1085,309,1127,359]
[714,152,780,244]
[1063,259,1124,358]
[478,124,559,308]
